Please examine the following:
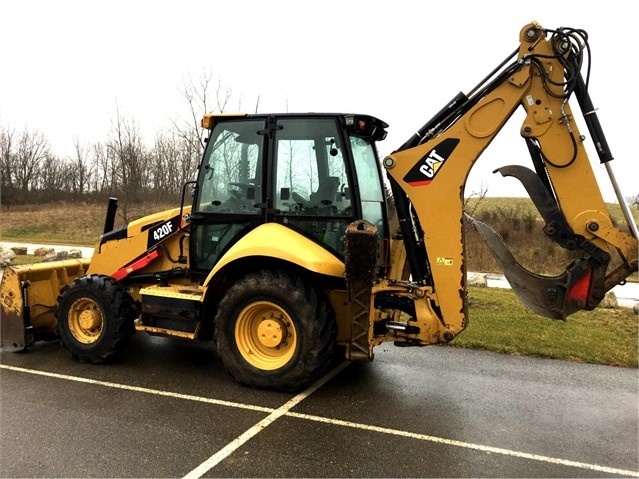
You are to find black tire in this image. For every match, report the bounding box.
[215,270,337,392]
[56,274,136,363]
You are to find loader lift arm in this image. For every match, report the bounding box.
[379,23,638,345]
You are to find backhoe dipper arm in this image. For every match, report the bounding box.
[382,22,638,342]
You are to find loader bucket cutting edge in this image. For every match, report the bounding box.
[0,258,92,351]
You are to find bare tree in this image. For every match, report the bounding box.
[626,194,639,208]
[159,70,240,203]
[69,137,95,196]
[107,104,149,222]
[463,183,489,217]
[37,153,68,200]
[13,128,50,192]
[173,69,220,153]
[0,123,15,186]
[151,131,183,200]
[178,69,235,143]
[0,122,17,204]
[90,142,111,193]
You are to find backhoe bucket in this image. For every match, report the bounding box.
[466,215,596,320]
[0,259,91,351]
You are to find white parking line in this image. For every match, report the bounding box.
[182,361,350,479]
[287,412,638,477]
[0,364,272,414]
[2,363,637,477]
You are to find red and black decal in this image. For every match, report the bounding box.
[403,138,460,186]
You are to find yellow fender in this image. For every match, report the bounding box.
[203,223,345,287]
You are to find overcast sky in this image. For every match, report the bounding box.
[1,0,637,202]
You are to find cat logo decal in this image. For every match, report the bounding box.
[403,138,460,186]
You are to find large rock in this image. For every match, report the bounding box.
[43,251,69,262]
[40,249,82,262]
[598,291,618,309]
[11,246,27,255]
[0,246,16,267]
[34,247,55,256]
[467,272,488,287]
[68,249,83,259]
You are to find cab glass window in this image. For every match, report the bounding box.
[195,119,265,214]
[274,118,352,216]
[350,135,386,238]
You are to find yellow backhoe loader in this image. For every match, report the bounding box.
[1,22,637,391]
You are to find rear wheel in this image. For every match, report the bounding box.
[215,270,336,391]
[56,274,135,363]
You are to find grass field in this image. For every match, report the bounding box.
[0,201,168,245]
[458,286,637,368]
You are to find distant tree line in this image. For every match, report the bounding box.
[2,71,638,216]
[1,116,197,203]
[0,72,236,218]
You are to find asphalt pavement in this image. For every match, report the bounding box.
[1,242,637,477]
[1,334,637,478]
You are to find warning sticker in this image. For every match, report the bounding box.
[436,257,453,266]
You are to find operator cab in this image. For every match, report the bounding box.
[190,113,389,277]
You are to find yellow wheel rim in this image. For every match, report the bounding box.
[235,301,297,370]
[67,298,104,344]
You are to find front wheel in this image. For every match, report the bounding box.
[215,270,337,392]
[56,274,136,363]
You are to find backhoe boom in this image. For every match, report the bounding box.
[380,22,638,345]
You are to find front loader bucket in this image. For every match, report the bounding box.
[0,259,91,351]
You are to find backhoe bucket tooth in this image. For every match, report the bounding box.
[493,165,561,225]
[466,215,592,320]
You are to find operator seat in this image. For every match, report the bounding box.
[309,176,340,207]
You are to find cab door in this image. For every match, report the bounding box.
[270,116,356,256]
[190,118,266,275]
